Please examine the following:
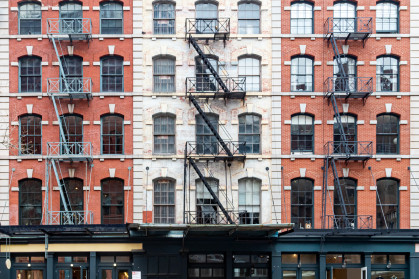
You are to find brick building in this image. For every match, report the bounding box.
[0,0,418,279]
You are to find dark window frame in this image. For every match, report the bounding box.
[153,1,176,34]
[291,55,314,92]
[18,1,42,35]
[100,55,124,92]
[19,178,42,226]
[195,177,219,224]
[238,1,261,35]
[19,114,42,155]
[376,55,400,92]
[333,177,357,226]
[101,113,124,155]
[153,114,176,154]
[376,113,400,154]
[100,1,124,34]
[153,55,176,93]
[196,113,219,155]
[376,178,399,229]
[376,0,399,33]
[333,113,357,154]
[291,113,314,153]
[101,177,125,224]
[238,113,261,154]
[195,54,219,92]
[153,178,176,224]
[238,177,261,224]
[60,177,84,212]
[291,178,314,229]
[19,55,42,93]
[290,1,314,34]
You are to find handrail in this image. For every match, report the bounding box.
[186,18,230,35]
[47,78,92,94]
[186,141,246,157]
[47,210,93,225]
[324,77,373,95]
[186,77,246,94]
[324,17,373,34]
[47,142,93,158]
[324,215,373,230]
[184,210,258,225]
[324,141,373,157]
[47,18,92,35]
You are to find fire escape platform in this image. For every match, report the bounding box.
[186,141,246,162]
[324,141,373,162]
[324,77,373,100]
[47,18,92,41]
[185,18,231,41]
[324,17,373,44]
[46,142,93,162]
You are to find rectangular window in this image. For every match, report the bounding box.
[100,2,123,34]
[233,254,269,278]
[20,115,42,155]
[188,254,225,279]
[153,3,175,34]
[101,57,124,92]
[20,57,42,93]
[238,179,260,224]
[101,115,124,155]
[154,179,175,224]
[153,58,175,92]
[376,2,398,33]
[238,3,260,34]
[291,3,313,34]
[239,57,260,92]
[239,114,261,154]
[19,3,42,35]
[154,116,175,154]
[101,178,124,224]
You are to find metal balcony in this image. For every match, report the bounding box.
[324,77,373,99]
[185,18,230,40]
[324,141,373,162]
[47,78,92,100]
[47,18,92,40]
[47,210,94,225]
[324,17,373,41]
[47,142,93,161]
[186,141,246,161]
[186,77,246,99]
[324,215,373,230]
[184,210,260,225]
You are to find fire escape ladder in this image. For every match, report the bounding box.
[188,157,234,224]
[189,95,233,157]
[330,159,349,221]
[189,35,229,93]
[50,159,73,225]
[321,157,329,229]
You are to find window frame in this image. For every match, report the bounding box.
[19,55,42,93]
[238,55,261,92]
[100,55,124,93]
[290,1,314,35]
[290,178,314,229]
[153,114,176,155]
[376,55,400,92]
[238,177,261,224]
[238,113,261,154]
[376,0,399,33]
[195,113,219,155]
[153,1,176,35]
[101,177,125,224]
[18,1,42,35]
[291,55,314,92]
[59,1,83,18]
[60,113,83,143]
[376,113,400,155]
[19,114,42,155]
[100,113,124,155]
[60,177,84,212]
[333,177,357,226]
[153,178,176,224]
[333,113,357,142]
[291,113,314,153]
[100,1,124,35]
[153,55,176,93]
[19,178,43,226]
[237,1,261,35]
[376,178,399,229]
[195,177,219,224]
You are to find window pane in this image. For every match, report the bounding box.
[239,114,261,154]
[19,179,42,225]
[376,3,399,33]
[20,115,42,154]
[238,4,260,34]
[101,2,123,34]
[282,254,298,264]
[154,3,175,34]
[291,3,313,34]
[196,114,219,155]
[372,254,388,264]
[377,56,399,92]
[153,58,175,92]
[291,57,313,92]
[376,114,399,154]
[20,56,42,93]
[291,179,313,229]
[101,57,124,92]
[101,178,124,224]
[291,114,313,152]
[239,57,260,91]
[376,179,399,229]
[154,115,175,154]
[371,271,405,279]
[326,254,343,264]
[334,178,357,228]
[19,3,42,35]
[154,179,175,223]
[238,178,261,224]
[300,254,317,264]
[101,115,124,154]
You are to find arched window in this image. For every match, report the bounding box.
[239,55,261,92]
[153,114,176,154]
[60,178,84,223]
[101,178,124,224]
[291,178,313,229]
[333,1,356,33]
[19,2,42,35]
[59,1,83,33]
[376,178,399,229]
[376,113,399,154]
[61,114,83,143]
[239,114,261,154]
[196,178,219,224]
[196,113,218,155]
[154,178,175,224]
[238,178,261,224]
[333,114,357,154]
[19,178,42,225]
[153,56,175,92]
[195,2,218,33]
[19,114,42,155]
[291,114,314,153]
[377,55,399,92]
[101,56,124,92]
[19,56,42,93]
[153,2,175,34]
[334,178,357,228]
[238,2,260,34]
[195,55,218,92]
[101,114,124,154]
[291,55,313,92]
[376,1,399,33]
[60,55,83,92]
[100,1,123,34]
[290,1,313,34]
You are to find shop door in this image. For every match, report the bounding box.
[99,268,131,279]
[57,267,88,279]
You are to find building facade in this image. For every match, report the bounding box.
[0,0,418,279]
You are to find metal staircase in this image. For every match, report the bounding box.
[183,18,246,225]
[321,16,374,230]
[45,17,93,225]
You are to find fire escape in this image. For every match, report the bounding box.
[44,18,93,225]
[183,18,247,224]
[321,17,374,229]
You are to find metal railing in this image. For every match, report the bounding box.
[185,210,259,225]
[47,18,92,35]
[324,141,373,157]
[47,142,93,158]
[186,141,246,157]
[324,215,373,230]
[324,17,373,35]
[186,77,246,94]
[47,211,93,225]
[186,18,230,35]
[47,78,92,95]
[324,77,373,96]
